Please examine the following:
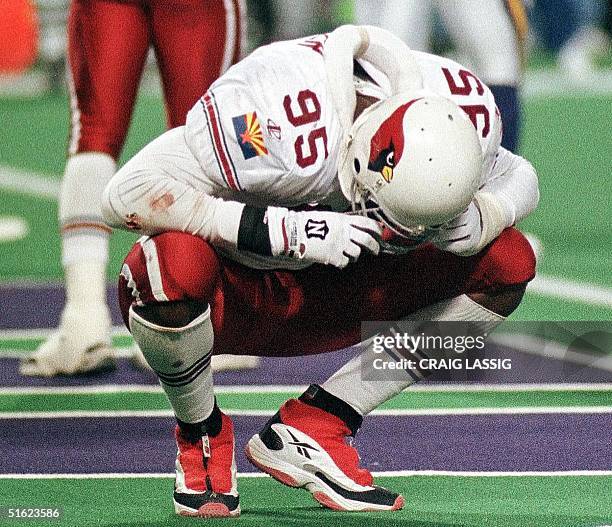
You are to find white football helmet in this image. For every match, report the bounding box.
[338,91,483,248]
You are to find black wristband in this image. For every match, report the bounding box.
[237,205,272,256]
[299,384,363,436]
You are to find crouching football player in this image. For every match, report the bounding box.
[101,25,538,517]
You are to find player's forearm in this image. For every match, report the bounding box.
[472,148,539,253]
[102,170,381,267]
[101,171,244,248]
[482,148,539,226]
[323,24,423,132]
[356,25,424,92]
[101,171,379,268]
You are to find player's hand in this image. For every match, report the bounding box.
[430,201,482,255]
[269,209,382,268]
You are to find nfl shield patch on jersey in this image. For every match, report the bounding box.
[232,112,268,159]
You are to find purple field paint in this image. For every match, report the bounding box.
[0,351,357,387]
[0,284,124,329]
[2,341,612,387]
[1,413,610,474]
[3,284,612,386]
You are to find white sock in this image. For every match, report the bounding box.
[129,306,215,424]
[64,260,108,308]
[60,152,116,269]
[322,294,505,416]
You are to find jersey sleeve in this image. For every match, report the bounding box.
[185,84,292,198]
[184,36,342,207]
[481,146,539,225]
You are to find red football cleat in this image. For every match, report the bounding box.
[245,399,404,512]
[173,413,240,518]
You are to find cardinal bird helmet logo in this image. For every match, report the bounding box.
[367,98,422,183]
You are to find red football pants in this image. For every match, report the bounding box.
[118,228,536,357]
[67,0,245,158]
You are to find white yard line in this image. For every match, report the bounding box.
[0,326,131,339]
[0,165,60,200]
[528,275,612,308]
[523,69,612,98]
[0,382,610,396]
[1,406,610,419]
[492,333,612,372]
[375,469,612,478]
[0,347,134,359]
[1,470,610,479]
[407,382,612,392]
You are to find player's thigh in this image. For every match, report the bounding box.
[118,240,307,356]
[67,0,150,158]
[278,228,535,355]
[150,0,246,127]
[120,229,534,358]
[209,246,481,357]
[437,0,526,85]
[350,228,535,317]
[238,250,472,357]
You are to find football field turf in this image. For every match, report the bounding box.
[0,84,610,525]
[2,475,611,526]
[0,361,611,527]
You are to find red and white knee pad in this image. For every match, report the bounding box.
[118,233,220,328]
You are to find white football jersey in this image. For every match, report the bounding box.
[185,36,502,206]
[182,35,504,269]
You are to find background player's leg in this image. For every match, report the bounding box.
[437,0,527,152]
[21,0,150,376]
[150,0,246,128]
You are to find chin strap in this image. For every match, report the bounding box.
[346,184,435,255]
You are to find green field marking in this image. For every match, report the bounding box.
[512,292,612,321]
[0,335,133,352]
[1,389,610,413]
[519,95,612,289]
[0,475,609,527]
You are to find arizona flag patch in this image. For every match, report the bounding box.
[232,112,268,159]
